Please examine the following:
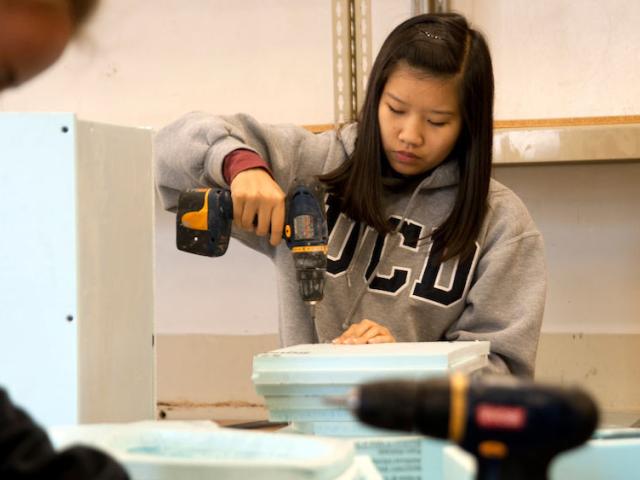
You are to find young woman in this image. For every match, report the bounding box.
[155,13,547,377]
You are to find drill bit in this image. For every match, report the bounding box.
[308,301,317,324]
[324,389,359,410]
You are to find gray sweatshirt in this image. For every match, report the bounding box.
[155,112,547,377]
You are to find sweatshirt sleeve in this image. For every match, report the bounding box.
[444,190,547,378]
[223,149,272,184]
[0,388,129,479]
[154,111,351,212]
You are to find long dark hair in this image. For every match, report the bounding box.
[321,13,494,262]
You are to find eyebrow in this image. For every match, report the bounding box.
[384,92,455,116]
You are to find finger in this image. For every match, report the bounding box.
[270,198,285,246]
[365,324,395,344]
[349,319,376,339]
[332,321,375,344]
[367,334,396,344]
[331,330,354,344]
[345,336,369,345]
[331,327,358,344]
[254,202,272,237]
[333,335,367,345]
[231,194,245,228]
[240,197,258,231]
[359,325,386,342]
[346,325,388,344]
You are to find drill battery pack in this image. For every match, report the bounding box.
[176,188,232,257]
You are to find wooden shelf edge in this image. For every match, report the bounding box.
[303,123,336,133]
[303,115,640,133]
[494,115,640,129]
[493,157,640,167]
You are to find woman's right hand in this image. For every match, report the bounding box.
[229,168,286,246]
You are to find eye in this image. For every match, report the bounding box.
[428,120,446,127]
[387,104,404,115]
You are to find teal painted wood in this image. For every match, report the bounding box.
[291,421,405,438]
[253,342,490,386]
[550,432,640,479]
[255,366,476,386]
[270,408,356,423]
[254,342,489,425]
[0,113,78,426]
[256,384,354,396]
[443,431,640,480]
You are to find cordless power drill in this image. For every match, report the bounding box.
[175,180,328,311]
[349,373,599,480]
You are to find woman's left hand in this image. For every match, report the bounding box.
[331,319,396,344]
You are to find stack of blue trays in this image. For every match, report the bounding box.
[252,341,490,428]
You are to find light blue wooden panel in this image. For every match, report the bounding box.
[443,432,640,480]
[0,113,78,426]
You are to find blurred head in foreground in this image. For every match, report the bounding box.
[0,0,98,90]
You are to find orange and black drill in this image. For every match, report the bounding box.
[175,180,328,311]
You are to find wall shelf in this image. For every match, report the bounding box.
[493,122,640,165]
[304,116,640,165]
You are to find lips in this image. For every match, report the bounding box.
[394,150,420,163]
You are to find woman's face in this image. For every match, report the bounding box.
[0,0,73,90]
[378,62,462,176]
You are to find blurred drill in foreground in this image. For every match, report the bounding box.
[350,373,598,480]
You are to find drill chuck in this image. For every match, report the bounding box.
[284,181,328,305]
[293,251,327,303]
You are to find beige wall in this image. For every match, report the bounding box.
[157,332,640,421]
[6,0,628,337]
[0,0,334,128]
[371,1,640,119]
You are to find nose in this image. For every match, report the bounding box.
[398,115,423,148]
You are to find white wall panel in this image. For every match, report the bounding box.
[0,114,78,426]
[0,114,155,425]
